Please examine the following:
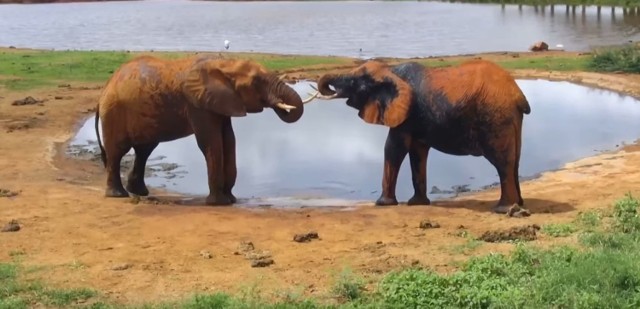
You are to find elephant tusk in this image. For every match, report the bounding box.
[275,102,297,111]
[301,86,339,104]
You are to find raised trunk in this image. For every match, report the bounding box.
[316,74,340,96]
[267,76,304,123]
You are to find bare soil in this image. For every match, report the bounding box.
[2,50,640,304]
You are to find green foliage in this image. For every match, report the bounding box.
[331,268,365,302]
[541,223,578,237]
[589,44,640,73]
[613,193,640,233]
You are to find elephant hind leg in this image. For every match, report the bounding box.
[126,143,159,196]
[105,141,132,198]
[222,118,237,204]
[483,129,519,213]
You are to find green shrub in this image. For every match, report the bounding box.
[589,44,640,73]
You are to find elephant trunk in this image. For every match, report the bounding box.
[267,75,304,123]
[316,74,339,96]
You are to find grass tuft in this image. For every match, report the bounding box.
[589,44,640,73]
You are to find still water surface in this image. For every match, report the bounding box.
[0,1,639,58]
[69,80,640,206]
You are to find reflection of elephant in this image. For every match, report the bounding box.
[315,59,531,213]
[95,55,310,205]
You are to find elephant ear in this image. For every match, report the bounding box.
[359,62,412,128]
[182,61,247,117]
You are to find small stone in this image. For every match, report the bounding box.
[111,263,132,271]
[293,231,319,243]
[12,96,42,106]
[419,220,441,229]
[237,241,254,252]
[1,220,20,232]
[251,258,274,268]
[200,250,212,259]
[506,204,531,218]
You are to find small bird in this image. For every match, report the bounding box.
[224,40,230,50]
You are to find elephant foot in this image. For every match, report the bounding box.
[205,194,233,206]
[407,194,430,206]
[105,186,130,198]
[126,181,149,197]
[223,189,237,204]
[494,197,524,214]
[375,195,398,206]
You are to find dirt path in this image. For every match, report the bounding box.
[2,51,640,304]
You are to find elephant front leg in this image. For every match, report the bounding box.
[376,129,410,206]
[222,118,237,204]
[407,142,430,206]
[190,111,231,206]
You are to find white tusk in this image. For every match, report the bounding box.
[278,74,287,80]
[275,102,297,111]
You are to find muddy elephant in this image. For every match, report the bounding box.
[315,59,531,213]
[95,55,314,205]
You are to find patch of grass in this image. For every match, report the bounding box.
[575,210,604,231]
[0,49,348,90]
[450,231,484,254]
[589,44,640,73]
[331,268,365,302]
[541,223,578,237]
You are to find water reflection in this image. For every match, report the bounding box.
[0,1,639,58]
[69,80,640,206]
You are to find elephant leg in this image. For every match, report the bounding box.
[222,117,237,204]
[483,131,519,213]
[376,129,410,206]
[104,141,131,198]
[515,123,524,206]
[407,141,430,206]
[126,143,159,196]
[190,111,230,206]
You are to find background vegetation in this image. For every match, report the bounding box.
[3,194,640,308]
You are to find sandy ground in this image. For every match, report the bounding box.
[2,50,640,305]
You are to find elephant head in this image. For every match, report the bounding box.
[315,61,413,128]
[182,58,312,123]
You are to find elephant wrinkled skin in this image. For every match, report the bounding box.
[95,55,306,206]
[316,59,531,213]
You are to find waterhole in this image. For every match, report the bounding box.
[69,80,640,207]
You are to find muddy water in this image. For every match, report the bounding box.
[1,1,640,58]
[68,80,640,207]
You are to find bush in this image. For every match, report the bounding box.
[589,44,640,73]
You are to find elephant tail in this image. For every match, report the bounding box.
[517,97,531,115]
[95,104,107,168]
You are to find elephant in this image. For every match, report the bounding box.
[314,59,531,213]
[94,54,316,206]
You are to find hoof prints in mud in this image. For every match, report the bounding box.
[479,224,541,242]
[234,241,274,268]
[1,220,21,232]
[67,144,186,181]
[293,231,319,243]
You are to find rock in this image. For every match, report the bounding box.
[237,241,255,253]
[54,96,73,100]
[200,250,212,259]
[1,220,20,232]
[506,204,531,218]
[0,188,19,198]
[251,258,274,268]
[12,96,43,106]
[529,41,549,52]
[111,263,133,271]
[478,224,541,243]
[293,231,319,243]
[419,220,440,229]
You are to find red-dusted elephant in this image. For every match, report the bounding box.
[314,59,531,213]
[94,55,314,206]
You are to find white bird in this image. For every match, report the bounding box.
[224,40,230,50]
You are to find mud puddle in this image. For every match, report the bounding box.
[67,80,640,207]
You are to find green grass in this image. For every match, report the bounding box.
[0,49,348,91]
[541,223,578,237]
[6,194,640,308]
